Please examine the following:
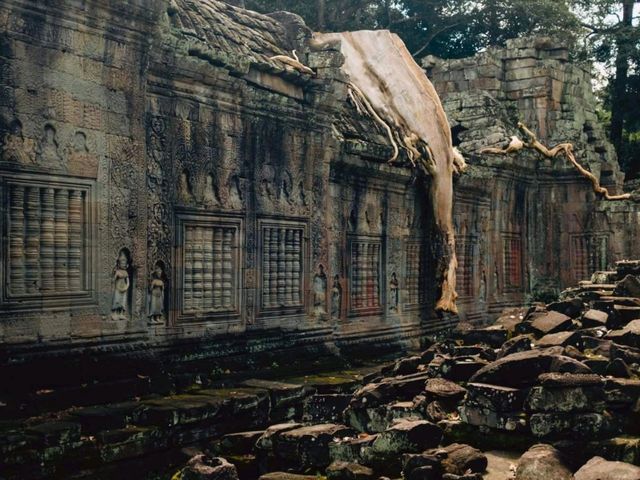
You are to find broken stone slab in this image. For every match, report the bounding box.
[424,378,467,405]
[611,343,640,364]
[574,455,640,480]
[401,453,443,480]
[259,473,318,480]
[428,443,488,476]
[273,423,354,470]
[606,357,633,378]
[615,275,640,298]
[459,405,528,432]
[96,426,167,463]
[591,271,618,284]
[604,378,640,408]
[211,430,264,456]
[458,325,508,348]
[581,309,609,328]
[326,460,375,480]
[240,379,308,410]
[329,434,378,465]
[606,319,640,348]
[497,334,533,359]
[529,412,617,439]
[26,421,81,447]
[452,345,496,361]
[514,444,572,480]
[611,306,640,329]
[69,401,146,435]
[439,356,489,382]
[494,307,530,333]
[255,423,302,451]
[547,298,585,319]
[392,356,423,376]
[371,419,443,457]
[534,330,581,348]
[525,373,605,413]
[343,405,390,433]
[181,455,239,480]
[464,382,527,412]
[438,419,536,451]
[529,311,573,336]
[468,348,592,388]
[303,393,351,423]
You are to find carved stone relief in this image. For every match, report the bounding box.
[147,260,166,325]
[331,274,342,320]
[388,271,399,312]
[313,264,327,316]
[111,249,131,321]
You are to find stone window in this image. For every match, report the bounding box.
[456,236,476,298]
[405,240,429,307]
[502,233,523,292]
[571,234,608,282]
[348,236,382,315]
[0,172,96,310]
[174,213,242,321]
[258,219,307,316]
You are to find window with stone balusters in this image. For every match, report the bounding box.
[348,236,383,316]
[0,173,96,310]
[174,213,242,322]
[258,219,307,316]
[502,233,524,292]
[405,240,429,307]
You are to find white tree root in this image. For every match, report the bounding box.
[481,123,632,202]
[269,50,315,75]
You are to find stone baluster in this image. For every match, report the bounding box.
[268,227,278,307]
[40,187,55,293]
[213,228,223,309]
[9,185,26,295]
[54,189,69,292]
[192,227,204,312]
[222,229,233,308]
[277,229,285,306]
[68,190,82,291]
[263,227,272,308]
[184,226,194,311]
[25,187,41,294]
[285,228,294,305]
[292,229,301,305]
[372,243,380,306]
[352,243,360,309]
[203,227,213,310]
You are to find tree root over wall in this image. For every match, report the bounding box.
[481,122,633,201]
[314,30,465,313]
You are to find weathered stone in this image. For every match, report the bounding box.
[424,378,467,403]
[401,453,443,480]
[274,423,354,470]
[526,374,605,413]
[303,394,351,423]
[371,420,443,456]
[181,455,239,480]
[581,309,609,328]
[212,431,264,455]
[514,444,572,480]
[574,456,640,480]
[259,473,318,480]
[392,356,423,376]
[326,460,375,480]
[529,412,614,439]
[529,311,573,336]
[329,434,378,465]
[464,382,527,412]
[614,275,640,298]
[469,349,592,388]
[497,334,533,359]
[606,358,633,378]
[548,298,584,319]
[255,423,302,451]
[459,325,509,348]
[432,443,488,475]
[534,331,580,348]
[606,319,640,348]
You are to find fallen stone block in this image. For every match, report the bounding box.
[424,378,467,405]
[459,325,508,348]
[534,331,581,348]
[255,423,302,451]
[459,405,528,432]
[547,298,584,319]
[401,453,443,480]
[329,434,378,465]
[274,423,354,470]
[370,419,442,457]
[469,348,592,388]
[181,454,239,480]
[606,319,640,348]
[303,394,351,423]
[525,373,605,413]
[581,309,609,328]
[529,412,615,439]
[430,443,487,475]
[326,460,375,480]
[614,274,640,298]
[464,382,527,413]
[259,473,318,480]
[514,443,572,480]
[529,311,573,336]
[496,334,533,359]
[212,430,264,456]
[574,455,640,480]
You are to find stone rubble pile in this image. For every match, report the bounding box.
[181,260,640,479]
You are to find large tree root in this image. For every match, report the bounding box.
[481,123,632,201]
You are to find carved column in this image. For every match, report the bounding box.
[9,185,25,295]
[68,190,82,291]
[25,187,41,294]
[184,226,194,311]
[40,187,55,293]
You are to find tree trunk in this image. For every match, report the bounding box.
[317,0,326,30]
[610,0,635,150]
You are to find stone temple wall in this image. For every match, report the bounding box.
[0,0,447,409]
[424,37,640,324]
